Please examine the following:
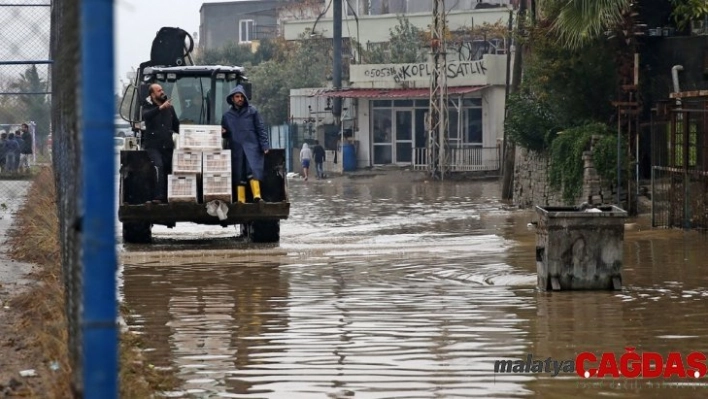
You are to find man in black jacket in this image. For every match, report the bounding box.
[142,83,179,203]
[312,140,326,179]
[19,123,32,172]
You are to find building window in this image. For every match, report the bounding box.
[372,100,392,108]
[466,108,483,144]
[240,19,254,43]
[449,110,459,140]
[373,109,392,144]
[368,0,406,15]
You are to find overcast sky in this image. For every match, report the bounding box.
[114,0,227,92]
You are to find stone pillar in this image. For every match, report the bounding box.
[582,151,602,205]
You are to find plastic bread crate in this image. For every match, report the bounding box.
[167,174,198,203]
[203,150,231,174]
[202,173,232,203]
[172,150,202,174]
[178,124,222,150]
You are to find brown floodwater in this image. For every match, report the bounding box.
[120,178,708,398]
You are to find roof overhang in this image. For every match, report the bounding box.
[313,85,489,99]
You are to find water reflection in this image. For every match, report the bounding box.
[502,209,708,399]
[121,257,290,396]
[121,179,708,398]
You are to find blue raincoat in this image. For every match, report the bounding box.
[221,85,270,183]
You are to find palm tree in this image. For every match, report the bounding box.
[543,0,632,50]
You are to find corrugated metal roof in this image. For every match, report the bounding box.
[314,85,489,98]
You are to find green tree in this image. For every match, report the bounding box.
[361,15,425,64]
[252,38,281,64]
[670,0,708,30]
[249,61,291,124]
[504,91,559,152]
[361,42,388,64]
[505,24,617,152]
[195,33,332,126]
[0,76,17,122]
[10,65,50,139]
[522,25,616,127]
[249,35,331,125]
[389,16,425,63]
[542,0,630,49]
[197,41,256,66]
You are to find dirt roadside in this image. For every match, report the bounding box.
[0,179,52,397]
[0,168,177,398]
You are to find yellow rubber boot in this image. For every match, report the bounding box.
[237,185,246,204]
[249,179,262,202]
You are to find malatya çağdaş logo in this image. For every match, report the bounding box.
[494,348,707,379]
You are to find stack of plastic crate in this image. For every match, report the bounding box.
[202,149,232,203]
[168,149,201,203]
[167,124,220,203]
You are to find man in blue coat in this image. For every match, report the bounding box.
[221,85,269,203]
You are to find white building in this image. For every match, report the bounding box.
[284,3,513,172]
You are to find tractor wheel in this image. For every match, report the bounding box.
[122,222,152,244]
[247,220,280,243]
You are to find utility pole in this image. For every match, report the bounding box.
[501,0,526,200]
[333,0,342,124]
[428,0,449,180]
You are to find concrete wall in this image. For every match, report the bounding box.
[283,8,512,43]
[356,99,371,168]
[482,85,506,145]
[331,0,512,17]
[349,54,508,88]
[199,1,283,51]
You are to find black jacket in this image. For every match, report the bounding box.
[313,145,326,163]
[142,98,179,150]
[20,131,32,154]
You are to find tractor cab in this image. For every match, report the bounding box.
[121,65,252,138]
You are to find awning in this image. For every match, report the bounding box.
[314,85,488,99]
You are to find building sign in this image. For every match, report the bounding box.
[353,60,488,85]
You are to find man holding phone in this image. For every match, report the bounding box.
[142,83,179,203]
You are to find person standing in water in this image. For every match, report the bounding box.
[221,85,269,203]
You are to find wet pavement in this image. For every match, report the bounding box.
[0,180,34,290]
[120,178,708,398]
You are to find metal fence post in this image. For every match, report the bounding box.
[80,0,118,397]
[651,166,655,227]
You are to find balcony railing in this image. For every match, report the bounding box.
[412,145,501,172]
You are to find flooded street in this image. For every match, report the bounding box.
[121,178,708,398]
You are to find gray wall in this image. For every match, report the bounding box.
[347,0,511,15]
[200,0,284,51]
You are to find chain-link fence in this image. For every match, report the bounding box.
[0,1,50,214]
[3,1,116,396]
[49,0,84,395]
[2,0,84,392]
